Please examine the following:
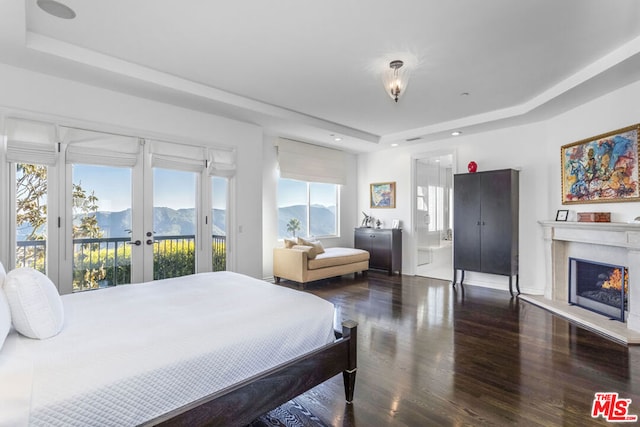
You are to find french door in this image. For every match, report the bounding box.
[6,120,232,295]
[70,163,135,291]
[150,167,198,281]
[59,128,228,293]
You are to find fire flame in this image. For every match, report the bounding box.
[601,268,628,293]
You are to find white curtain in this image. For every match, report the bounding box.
[5,118,57,165]
[62,127,140,167]
[274,138,346,185]
[149,140,206,172]
[207,147,236,177]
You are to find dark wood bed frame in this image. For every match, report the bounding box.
[142,320,358,427]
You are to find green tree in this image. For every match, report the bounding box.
[15,164,105,286]
[72,182,103,239]
[286,218,301,237]
[72,180,106,290]
[16,166,103,241]
[16,164,48,241]
[16,164,48,271]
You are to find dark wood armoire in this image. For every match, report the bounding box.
[453,169,519,295]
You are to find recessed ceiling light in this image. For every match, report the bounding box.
[334,137,342,142]
[37,0,76,19]
[451,131,462,136]
[391,143,399,147]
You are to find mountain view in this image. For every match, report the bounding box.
[278,204,336,238]
[16,207,227,240]
[17,204,336,240]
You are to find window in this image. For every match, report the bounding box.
[4,120,236,293]
[211,176,228,271]
[71,164,132,291]
[153,168,197,280]
[277,178,338,239]
[15,163,48,273]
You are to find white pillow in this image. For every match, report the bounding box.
[4,268,64,339]
[0,290,10,350]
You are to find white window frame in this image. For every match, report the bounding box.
[278,178,340,239]
[2,116,238,293]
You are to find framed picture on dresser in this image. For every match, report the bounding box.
[555,209,569,221]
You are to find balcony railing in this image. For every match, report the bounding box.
[73,236,132,290]
[16,234,227,291]
[16,239,47,271]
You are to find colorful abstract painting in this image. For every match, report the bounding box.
[370,182,396,208]
[561,124,640,204]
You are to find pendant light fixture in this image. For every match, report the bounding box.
[383,60,409,102]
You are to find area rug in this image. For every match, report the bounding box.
[247,399,328,427]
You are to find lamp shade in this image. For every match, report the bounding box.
[383,60,410,102]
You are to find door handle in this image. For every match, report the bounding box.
[146,239,154,245]
[127,240,142,246]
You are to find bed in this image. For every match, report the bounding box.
[0,269,357,426]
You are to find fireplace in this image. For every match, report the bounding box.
[568,257,627,322]
[535,221,640,343]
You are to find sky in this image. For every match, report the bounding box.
[73,165,227,212]
[277,178,337,207]
[72,166,333,211]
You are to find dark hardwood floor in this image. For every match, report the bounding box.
[276,272,640,426]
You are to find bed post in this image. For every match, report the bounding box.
[341,320,358,403]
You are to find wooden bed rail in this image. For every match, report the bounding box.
[143,320,358,427]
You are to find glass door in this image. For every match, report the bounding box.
[71,164,133,291]
[6,118,59,285]
[15,163,49,273]
[6,123,230,293]
[211,176,227,271]
[50,128,223,292]
[63,128,141,292]
[152,168,198,280]
[415,154,454,280]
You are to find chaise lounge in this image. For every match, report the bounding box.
[273,242,369,286]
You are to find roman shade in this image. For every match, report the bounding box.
[62,127,140,167]
[207,148,236,177]
[150,140,206,172]
[275,138,346,185]
[5,118,57,166]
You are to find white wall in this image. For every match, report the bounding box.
[0,63,265,278]
[4,60,638,288]
[261,135,358,279]
[358,78,640,295]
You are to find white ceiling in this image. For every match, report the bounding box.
[2,1,640,152]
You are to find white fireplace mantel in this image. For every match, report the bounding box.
[534,221,640,343]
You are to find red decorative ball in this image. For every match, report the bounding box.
[468,161,478,173]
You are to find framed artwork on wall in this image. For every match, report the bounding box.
[561,124,640,204]
[370,182,396,208]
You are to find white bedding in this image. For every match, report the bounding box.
[0,272,336,426]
